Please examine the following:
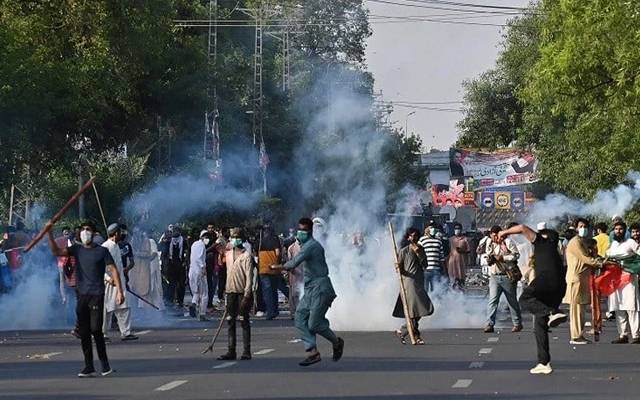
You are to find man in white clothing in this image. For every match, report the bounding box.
[189,230,211,321]
[607,221,640,344]
[102,224,138,341]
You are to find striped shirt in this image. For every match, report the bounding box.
[418,235,445,270]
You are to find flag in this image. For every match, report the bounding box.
[259,140,270,171]
[595,263,633,297]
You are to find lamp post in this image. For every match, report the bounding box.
[405,111,416,134]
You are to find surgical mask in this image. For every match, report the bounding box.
[577,227,589,238]
[296,230,310,243]
[203,238,210,246]
[231,238,243,248]
[80,231,93,245]
[454,229,462,236]
[429,228,436,236]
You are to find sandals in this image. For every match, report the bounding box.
[415,337,425,345]
[394,330,407,345]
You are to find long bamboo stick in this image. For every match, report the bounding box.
[24,176,97,253]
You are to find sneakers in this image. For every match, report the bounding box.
[332,337,345,362]
[255,311,265,317]
[611,336,629,344]
[512,325,523,333]
[529,363,553,375]
[483,325,494,333]
[240,351,252,360]
[121,334,139,341]
[548,312,568,328]
[299,352,321,367]
[78,367,96,378]
[101,364,114,376]
[569,337,591,345]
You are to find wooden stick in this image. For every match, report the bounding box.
[23,176,97,253]
[91,179,108,232]
[388,222,417,345]
[202,310,228,354]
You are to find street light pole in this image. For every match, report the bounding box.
[405,111,416,134]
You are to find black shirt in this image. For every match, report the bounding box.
[530,230,566,307]
[260,232,281,252]
[68,244,115,296]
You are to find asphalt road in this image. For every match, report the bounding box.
[1,309,639,400]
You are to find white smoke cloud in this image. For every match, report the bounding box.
[527,171,640,227]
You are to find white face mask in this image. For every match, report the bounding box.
[80,230,93,245]
[577,227,589,238]
[203,238,210,246]
[454,229,462,236]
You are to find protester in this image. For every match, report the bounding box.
[499,224,567,374]
[102,224,138,341]
[218,228,254,361]
[130,229,153,308]
[205,223,219,312]
[271,217,344,367]
[189,230,210,321]
[447,223,470,289]
[143,229,164,310]
[483,225,522,333]
[606,221,640,344]
[258,221,289,320]
[118,224,135,286]
[418,222,445,292]
[563,218,599,345]
[476,230,491,276]
[165,226,187,308]
[393,227,434,345]
[594,222,610,257]
[47,221,122,377]
[55,227,78,329]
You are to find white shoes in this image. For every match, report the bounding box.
[530,363,553,375]
[255,311,265,317]
[548,312,568,328]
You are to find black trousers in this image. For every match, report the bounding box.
[226,293,251,353]
[206,266,216,308]
[76,294,109,370]
[519,290,553,365]
[217,269,226,301]
[166,260,185,306]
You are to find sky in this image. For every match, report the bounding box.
[365,0,530,150]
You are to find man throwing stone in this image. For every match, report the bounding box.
[271,217,344,366]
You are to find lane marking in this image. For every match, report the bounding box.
[468,361,484,369]
[287,339,302,343]
[487,337,499,343]
[452,379,473,388]
[154,380,188,391]
[29,352,63,360]
[253,348,275,355]
[479,348,493,354]
[136,330,152,336]
[213,361,237,369]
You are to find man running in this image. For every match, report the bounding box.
[271,217,344,366]
[47,221,124,377]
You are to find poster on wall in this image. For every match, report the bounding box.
[431,179,465,208]
[481,192,495,209]
[495,192,511,209]
[449,148,539,188]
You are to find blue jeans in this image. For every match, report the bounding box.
[260,274,290,319]
[424,269,443,293]
[486,275,522,327]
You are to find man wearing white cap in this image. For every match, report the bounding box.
[189,230,211,321]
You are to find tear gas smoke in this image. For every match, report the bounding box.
[527,171,640,227]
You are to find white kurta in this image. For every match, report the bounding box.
[189,240,208,315]
[607,240,640,311]
[147,239,164,310]
[102,239,129,312]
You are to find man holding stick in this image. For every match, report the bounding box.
[271,218,344,367]
[47,221,123,377]
[393,227,434,345]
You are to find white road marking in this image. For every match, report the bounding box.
[487,337,499,343]
[468,362,484,369]
[29,352,63,360]
[136,330,152,336]
[154,380,188,391]
[213,361,237,369]
[479,348,493,354]
[253,348,275,355]
[452,379,473,388]
[287,339,302,343]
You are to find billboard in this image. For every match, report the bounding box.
[450,148,539,188]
